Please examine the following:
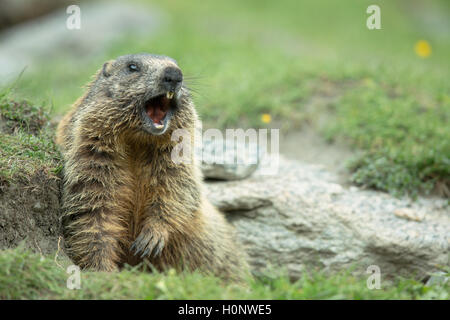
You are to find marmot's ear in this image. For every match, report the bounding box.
[102,60,114,78]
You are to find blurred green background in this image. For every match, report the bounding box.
[3,0,450,197]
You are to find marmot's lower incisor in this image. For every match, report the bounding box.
[56,53,249,281]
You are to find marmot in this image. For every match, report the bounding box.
[56,53,249,281]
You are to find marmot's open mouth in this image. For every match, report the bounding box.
[142,91,176,135]
[145,92,174,125]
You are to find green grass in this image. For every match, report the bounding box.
[11,0,449,197]
[1,247,448,300]
[321,67,450,197]
[0,90,61,185]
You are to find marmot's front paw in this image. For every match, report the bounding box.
[130,227,169,258]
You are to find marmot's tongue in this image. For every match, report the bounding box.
[147,105,166,124]
[146,96,170,124]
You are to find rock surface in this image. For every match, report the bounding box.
[206,156,449,280]
[199,138,260,180]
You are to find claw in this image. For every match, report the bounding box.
[131,234,145,256]
[130,242,137,252]
[152,237,165,257]
[131,229,166,258]
[141,247,151,258]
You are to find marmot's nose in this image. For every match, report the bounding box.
[162,66,183,90]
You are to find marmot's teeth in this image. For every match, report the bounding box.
[154,123,164,129]
[166,91,174,99]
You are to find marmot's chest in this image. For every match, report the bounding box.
[123,158,174,203]
[117,155,197,213]
[115,160,173,236]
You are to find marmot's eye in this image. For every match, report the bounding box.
[128,63,139,72]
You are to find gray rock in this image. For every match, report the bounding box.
[205,156,449,280]
[199,138,260,180]
[426,272,449,286]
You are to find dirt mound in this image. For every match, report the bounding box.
[0,170,61,254]
[0,98,62,254]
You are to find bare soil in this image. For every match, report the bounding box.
[0,170,62,254]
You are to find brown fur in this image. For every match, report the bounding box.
[56,54,249,281]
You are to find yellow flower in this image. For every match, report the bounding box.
[414,40,431,58]
[363,78,375,88]
[261,113,272,123]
